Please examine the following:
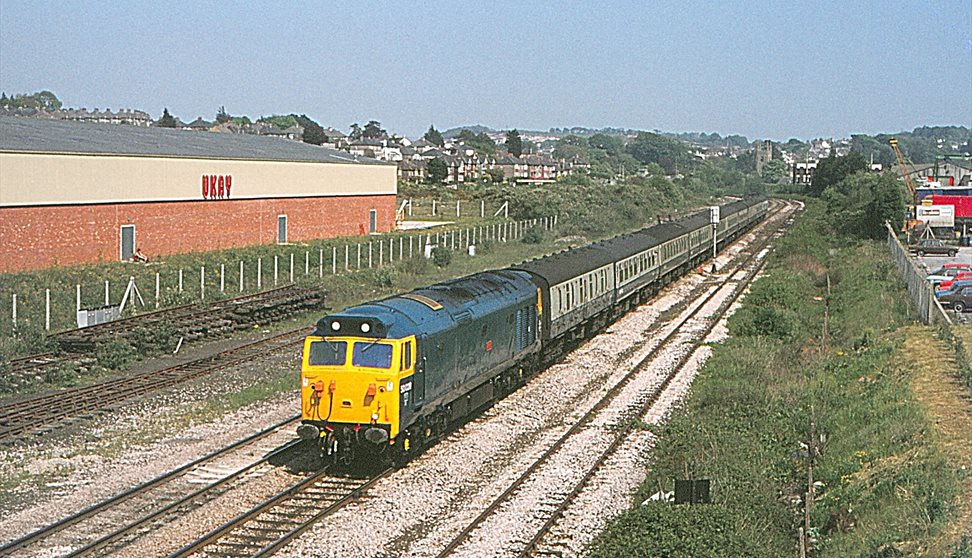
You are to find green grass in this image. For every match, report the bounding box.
[589,199,967,557]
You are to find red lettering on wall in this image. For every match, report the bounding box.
[201,175,233,199]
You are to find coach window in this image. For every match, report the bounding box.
[120,225,135,261]
[277,215,288,244]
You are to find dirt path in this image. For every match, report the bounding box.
[899,325,972,552]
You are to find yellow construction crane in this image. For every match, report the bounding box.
[889,138,922,233]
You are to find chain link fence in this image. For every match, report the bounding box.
[885,223,952,325]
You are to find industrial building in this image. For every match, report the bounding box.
[0,116,397,272]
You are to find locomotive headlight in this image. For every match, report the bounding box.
[302,378,309,387]
[372,413,379,421]
[386,381,393,391]
[330,321,340,331]
[360,323,371,333]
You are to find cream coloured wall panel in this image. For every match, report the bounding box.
[0,152,397,206]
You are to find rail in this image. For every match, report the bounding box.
[885,223,952,325]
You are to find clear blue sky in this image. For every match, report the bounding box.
[1,0,969,140]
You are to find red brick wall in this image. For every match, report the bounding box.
[0,195,396,272]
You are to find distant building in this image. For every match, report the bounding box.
[754,140,773,176]
[792,161,817,184]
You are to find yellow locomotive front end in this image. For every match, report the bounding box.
[297,329,416,465]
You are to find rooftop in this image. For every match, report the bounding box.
[0,116,386,165]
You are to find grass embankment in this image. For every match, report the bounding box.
[588,201,972,557]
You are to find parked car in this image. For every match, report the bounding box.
[938,271,972,291]
[909,238,958,257]
[938,285,972,312]
[936,279,972,298]
[926,264,972,286]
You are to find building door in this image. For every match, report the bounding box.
[369,209,377,233]
[120,225,135,261]
[277,215,287,244]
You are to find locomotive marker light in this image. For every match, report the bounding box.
[709,206,720,272]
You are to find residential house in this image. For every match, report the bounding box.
[398,159,427,181]
[185,117,213,131]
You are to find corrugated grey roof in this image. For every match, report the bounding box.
[0,116,387,165]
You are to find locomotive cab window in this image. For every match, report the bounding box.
[352,341,393,369]
[402,341,413,370]
[309,340,347,366]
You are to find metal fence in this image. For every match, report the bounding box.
[885,223,952,325]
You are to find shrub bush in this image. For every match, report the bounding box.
[431,246,452,267]
[95,338,136,370]
[522,225,545,244]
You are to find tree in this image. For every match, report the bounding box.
[625,132,690,174]
[457,129,497,155]
[215,105,231,124]
[824,172,905,239]
[427,158,448,182]
[363,120,386,139]
[809,152,867,196]
[486,168,505,183]
[506,129,524,157]
[349,123,363,141]
[293,114,326,145]
[760,159,789,183]
[424,125,444,147]
[156,108,178,128]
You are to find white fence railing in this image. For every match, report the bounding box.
[2,217,560,334]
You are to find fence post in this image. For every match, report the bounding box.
[379,240,384,267]
[106,279,111,303]
[408,199,413,216]
[332,247,337,274]
[290,253,294,283]
[409,236,414,258]
[76,284,81,313]
[201,266,205,300]
[399,237,404,261]
[274,255,279,285]
[45,289,50,331]
[157,273,161,306]
[178,270,183,293]
[11,294,16,330]
[481,200,485,218]
[345,245,350,271]
[306,251,310,276]
[258,258,263,289]
[433,200,437,216]
[220,264,225,293]
[357,244,362,269]
[239,261,244,292]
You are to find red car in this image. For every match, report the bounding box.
[938,271,972,291]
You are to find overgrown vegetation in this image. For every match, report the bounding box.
[589,198,969,556]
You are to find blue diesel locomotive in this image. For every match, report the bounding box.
[298,198,768,466]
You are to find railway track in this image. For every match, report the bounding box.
[145,201,796,558]
[167,468,392,558]
[0,284,325,390]
[0,416,303,558]
[0,328,308,442]
[432,200,796,558]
